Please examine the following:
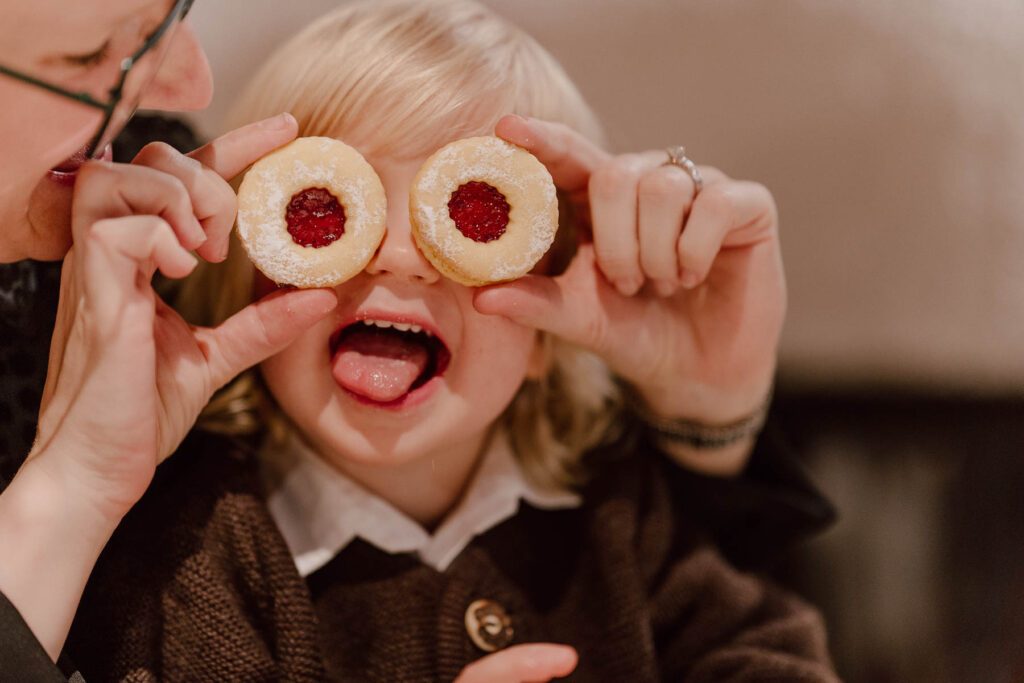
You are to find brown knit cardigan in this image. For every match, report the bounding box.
[62,433,839,682]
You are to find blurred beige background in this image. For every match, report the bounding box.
[184,0,1024,393]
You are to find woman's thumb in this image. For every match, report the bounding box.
[474,245,612,353]
[473,274,566,331]
[200,287,338,389]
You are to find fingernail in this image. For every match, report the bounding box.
[189,219,207,249]
[616,277,643,297]
[262,112,296,130]
[504,114,534,144]
[680,270,701,289]
[299,289,339,316]
[547,645,579,669]
[181,251,199,273]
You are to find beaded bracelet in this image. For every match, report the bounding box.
[623,384,773,450]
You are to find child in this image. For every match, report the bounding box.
[62,1,837,680]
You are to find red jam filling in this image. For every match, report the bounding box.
[285,187,346,248]
[447,181,511,243]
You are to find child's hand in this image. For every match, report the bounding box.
[454,643,578,683]
[475,115,785,474]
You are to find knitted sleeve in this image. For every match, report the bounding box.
[648,421,837,571]
[647,545,840,682]
[622,447,840,682]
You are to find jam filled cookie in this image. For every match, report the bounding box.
[236,137,386,288]
[410,136,557,286]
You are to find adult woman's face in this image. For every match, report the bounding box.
[0,0,213,263]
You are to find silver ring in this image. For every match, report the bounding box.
[663,145,704,194]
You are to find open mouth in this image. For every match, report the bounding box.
[48,145,113,187]
[329,317,451,408]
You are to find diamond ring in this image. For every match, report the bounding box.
[663,145,704,195]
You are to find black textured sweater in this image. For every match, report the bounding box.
[41,431,840,682]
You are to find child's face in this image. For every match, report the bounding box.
[259,151,540,468]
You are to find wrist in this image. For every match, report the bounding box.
[623,376,774,478]
[19,442,129,544]
[30,429,151,527]
[0,457,122,660]
[1,454,122,559]
[632,371,774,425]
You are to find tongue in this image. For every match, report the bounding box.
[332,327,430,403]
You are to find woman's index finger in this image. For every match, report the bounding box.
[187,113,300,181]
[495,114,609,195]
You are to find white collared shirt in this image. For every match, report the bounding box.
[261,431,581,576]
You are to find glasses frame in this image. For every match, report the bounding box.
[0,0,195,156]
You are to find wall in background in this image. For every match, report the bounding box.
[184,0,1024,393]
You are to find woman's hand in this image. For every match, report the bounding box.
[31,113,338,522]
[454,644,578,683]
[0,113,337,660]
[475,115,785,475]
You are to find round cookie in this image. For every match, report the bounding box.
[409,136,558,286]
[236,136,386,288]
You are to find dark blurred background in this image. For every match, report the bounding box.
[159,1,1024,680]
[774,389,1024,682]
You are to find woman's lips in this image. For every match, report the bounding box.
[48,145,113,187]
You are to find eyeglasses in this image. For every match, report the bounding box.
[0,0,195,159]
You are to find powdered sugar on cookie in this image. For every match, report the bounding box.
[237,137,386,288]
[409,136,557,286]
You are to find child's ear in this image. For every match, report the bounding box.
[525,332,552,380]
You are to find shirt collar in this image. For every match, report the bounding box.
[262,430,581,576]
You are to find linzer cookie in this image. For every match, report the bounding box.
[409,136,557,286]
[236,137,386,288]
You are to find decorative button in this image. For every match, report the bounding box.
[464,599,514,652]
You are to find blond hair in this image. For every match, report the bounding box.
[180,0,622,488]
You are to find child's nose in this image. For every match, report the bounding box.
[365,217,441,284]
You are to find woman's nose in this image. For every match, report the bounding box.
[365,209,441,284]
[138,22,213,112]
